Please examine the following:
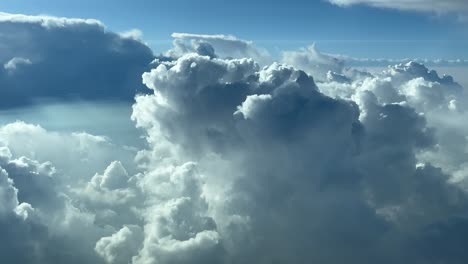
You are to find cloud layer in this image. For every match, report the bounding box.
[328,0,468,14]
[0,13,468,264]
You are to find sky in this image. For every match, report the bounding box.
[1,0,467,58]
[2,1,468,264]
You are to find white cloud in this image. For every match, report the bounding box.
[282,44,345,81]
[328,0,468,14]
[3,57,32,71]
[0,122,137,182]
[161,32,271,65]
[120,29,144,41]
[0,144,115,263]
[0,165,21,215]
[132,42,468,263]
[95,225,143,264]
[0,12,103,28]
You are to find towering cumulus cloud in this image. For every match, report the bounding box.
[0,13,153,108]
[1,13,468,264]
[129,38,468,263]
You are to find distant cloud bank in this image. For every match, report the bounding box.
[328,0,468,14]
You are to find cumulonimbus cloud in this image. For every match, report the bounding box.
[130,43,468,263]
[1,12,468,264]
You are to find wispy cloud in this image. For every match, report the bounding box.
[328,0,468,14]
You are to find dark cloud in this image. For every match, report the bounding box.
[0,13,153,109]
[132,47,468,263]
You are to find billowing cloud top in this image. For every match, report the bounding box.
[328,0,468,13]
[1,12,468,264]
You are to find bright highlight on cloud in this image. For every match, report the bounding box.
[328,0,468,14]
[1,12,468,264]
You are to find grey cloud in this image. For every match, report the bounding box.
[0,146,111,263]
[282,45,468,85]
[132,42,468,263]
[130,161,224,264]
[98,161,131,190]
[0,164,22,215]
[96,225,144,264]
[0,121,137,182]
[328,0,468,14]
[3,57,32,71]
[282,44,345,81]
[320,61,468,189]
[0,13,154,109]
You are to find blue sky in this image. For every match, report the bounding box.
[2,2,468,263]
[1,0,467,59]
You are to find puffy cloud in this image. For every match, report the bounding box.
[97,161,131,190]
[328,0,468,14]
[0,165,22,215]
[0,121,137,182]
[282,44,468,90]
[160,33,271,65]
[0,12,153,108]
[0,12,468,263]
[282,45,468,84]
[0,144,114,263]
[132,42,468,263]
[0,121,150,263]
[282,44,345,81]
[81,161,139,207]
[95,225,144,264]
[320,61,468,187]
[132,162,224,264]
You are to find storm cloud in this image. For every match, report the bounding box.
[0,13,153,108]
